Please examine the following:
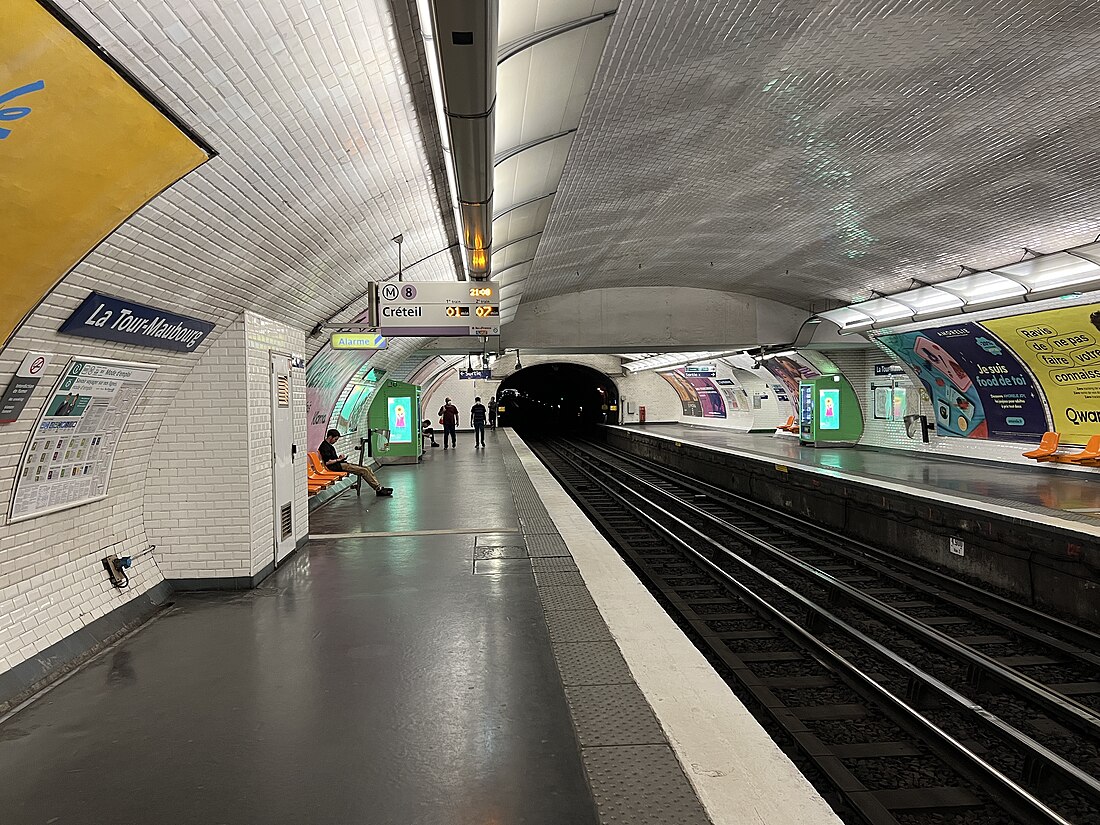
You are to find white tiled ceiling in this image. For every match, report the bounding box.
[44,0,458,361]
[526,0,1100,313]
[492,0,619,324]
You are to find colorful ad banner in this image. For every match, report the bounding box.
[2,0,210,349]
[982,303,1100,444]
[684,374,726,418]
[878,324,1046,441]
[658,370,702,417]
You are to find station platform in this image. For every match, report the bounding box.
[604,423,1100,626]
[607,424,1100,534]
[0,429,839,825]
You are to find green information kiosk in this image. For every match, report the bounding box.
[798,374,863,447]
[367,379,422,464]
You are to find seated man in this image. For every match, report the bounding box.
[421,419,439,448]
[319,429,393,496]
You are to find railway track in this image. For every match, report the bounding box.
[528,436,1100,825]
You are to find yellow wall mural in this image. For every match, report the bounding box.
[982,303,1100,444]
[1,0,210,349]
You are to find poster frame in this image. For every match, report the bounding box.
[8,356,157,524]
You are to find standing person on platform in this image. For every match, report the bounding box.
[318,430,393,496]
[488,396,497,430]
[438,397,459,449]
[471,397,488,449]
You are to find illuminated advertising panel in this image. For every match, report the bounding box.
[1,0,210,348]
[818,389,840,430]
[387,397,412,444]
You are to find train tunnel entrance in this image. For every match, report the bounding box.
[497,363,619,433]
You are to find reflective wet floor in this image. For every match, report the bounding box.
[0,432,597,825]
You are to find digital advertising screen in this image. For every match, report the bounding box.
[387,396,412,444]
[818,389,840,430]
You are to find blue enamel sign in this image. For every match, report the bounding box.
[59,292,215,352]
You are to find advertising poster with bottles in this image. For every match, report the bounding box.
[982,303,1100,444]
[877,324,1046,441]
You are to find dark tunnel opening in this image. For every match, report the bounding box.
[497,363,619,435]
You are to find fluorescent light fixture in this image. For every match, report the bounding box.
[935,271,1027,310]
[889,285,963,321]
[851,297,914,325]
[623,350,743,373]
[992,250,1100,300]
[817,306,874,332]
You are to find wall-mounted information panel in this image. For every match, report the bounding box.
[375,281,500,336]
[9,358,156,522]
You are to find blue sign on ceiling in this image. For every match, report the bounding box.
[459,369,492,380]
[59,291,215,352]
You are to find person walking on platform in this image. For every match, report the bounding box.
[439,397,459,449]
[471,396,488,448]
[488,396,497,430]
[319,429,393,496]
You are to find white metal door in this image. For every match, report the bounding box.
[270,352,296,565]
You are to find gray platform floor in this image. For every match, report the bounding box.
[0,431,600,825]
[613,424,1100,523]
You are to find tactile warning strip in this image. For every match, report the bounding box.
[534,571,587,587]
[500,436,713,825]
[530,557,579,572]
[554,642,636,686]
[582,745,713,825]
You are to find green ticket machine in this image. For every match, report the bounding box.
[798,375,863,447]
[367,379,422,464]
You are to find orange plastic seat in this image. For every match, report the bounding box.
[1056,434,1100,465]
[308,451,346,479]
[1022,432,1060,461]
[777,415,797,432]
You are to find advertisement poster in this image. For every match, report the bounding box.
[2,0,210,348]
[387,396,412,443]
[762,352,835,410]
[10,358,156,522]
[892,387,908,420]
[658,371,702,417]
[873,385,891,419]
[982,303,1100,444]
[877,324,1046,441]
[684,374,726,418]
[819,389,840,430]
[715,377,741,410]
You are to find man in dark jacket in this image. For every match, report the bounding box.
[318,430,393,496]
[439,397,459,449]
[471,397,487,449]
[488,396,497,430]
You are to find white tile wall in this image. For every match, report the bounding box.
[145,318,251,578]
[145,312,308,581]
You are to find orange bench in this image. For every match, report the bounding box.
[776,415,798,433]
[306,451,347,496]
[1022,432,1060,461]
[1051,434,1100,466]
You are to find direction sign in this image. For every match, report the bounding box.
[376,280,500,337]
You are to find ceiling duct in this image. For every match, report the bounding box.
[428,1,498,280]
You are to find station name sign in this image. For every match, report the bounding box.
[59,291,215,352]
[374,281,500,337]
